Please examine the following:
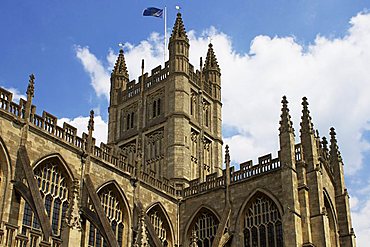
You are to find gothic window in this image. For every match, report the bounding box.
[21,160,70,237]
[147,204,172,246]
[126,113,130,130]
[151,98,162,119]
[88,186,126,247]
[324,193,338,247]
[145,130,164,175]
[203,100,210,127]
[189,209,219,247]
[190,91,197,117]
[243,194,283,247]
[121,142,136,166]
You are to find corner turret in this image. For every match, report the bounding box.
[203,43,221,101]
[108,49,130,144]
[168,13,189,74]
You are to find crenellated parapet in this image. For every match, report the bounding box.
[0,84,178,198]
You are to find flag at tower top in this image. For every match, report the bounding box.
[143,7,163,18]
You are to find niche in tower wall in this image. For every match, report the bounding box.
[203,136,212,179]
[145,129,164,176]
[190,90,198,119]
[147,89,164,121]
[190,129,199,180]
[121,141,136,167]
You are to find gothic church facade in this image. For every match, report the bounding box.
[0,13,356,247]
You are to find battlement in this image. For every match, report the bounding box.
[183,144,304,198]
[118,61,213,104]
[0,86,177,197]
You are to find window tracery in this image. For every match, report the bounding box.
[243,194,283,247]
[149,211,168,245]
[145,129,164,176]
[21,161,70,238]
[88,187,125,247]
[190,210,219,247]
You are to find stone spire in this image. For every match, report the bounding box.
[169,13,189,43]
[203,43,220,72]
[300,97,314,135]
[112,49,129,78]
[279,96,294,135]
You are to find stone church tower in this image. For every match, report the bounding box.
[0,13,356,247]
[107,13,223,186]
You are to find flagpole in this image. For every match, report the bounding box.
[164,6,167,65]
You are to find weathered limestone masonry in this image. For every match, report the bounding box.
[0,13,356,247]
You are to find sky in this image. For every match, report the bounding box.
[1,0,370,245]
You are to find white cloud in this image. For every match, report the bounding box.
[352,195,370,246]
[75,46,110,99]
[59,115,108,146]
[1,86,26,102]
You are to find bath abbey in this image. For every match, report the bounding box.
[0,13,356,247]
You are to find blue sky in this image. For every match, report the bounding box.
[1,0,370,245]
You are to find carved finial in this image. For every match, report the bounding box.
[112,48,129,78]
[225,145,230,164]
[200,57,203,70]
[203,43,220,72]
[190,229,198,246]
[279,96,294,135]
[88,110,94,132]
[300,97,314,135]
[322,136,329,159]
[169,12,188,42]
[27,74,35,98]
[329,127,342,162]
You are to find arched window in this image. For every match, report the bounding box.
[243,193,283,247]
[157,98,161,116]
[153,100,157,118]
[324,193,338,247]
[126,114,131,130]
[147,204,173,246]
[21,160,70,237]
[188,208,219,247]
[88,185,126,247]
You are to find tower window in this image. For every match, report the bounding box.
[126,114,130,130]
[152,98,162,118]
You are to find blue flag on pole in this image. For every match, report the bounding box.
[143,7,163,18]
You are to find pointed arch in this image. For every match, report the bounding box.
[88,180,131,247]
[323,189,339,247]
[236,188,284,247]
[32,153,75,182]
[0,136,12,222]
[20,153,73,238]
[146,202,175,246]
[184,205,221,247]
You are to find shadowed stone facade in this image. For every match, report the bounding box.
[0,13,356,247]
